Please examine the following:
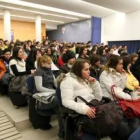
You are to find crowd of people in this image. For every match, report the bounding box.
[0,36,140,140]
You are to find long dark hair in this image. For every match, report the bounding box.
[122,56,131,73]
[78,46,87,57]
[12,47,23,61]
[26,48,38,62]
[90,54,101,67]
[71,59,90,79]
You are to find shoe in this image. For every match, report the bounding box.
[40,124,52,130]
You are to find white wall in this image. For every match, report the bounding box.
[101,10,140,44]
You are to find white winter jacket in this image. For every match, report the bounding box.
[60,73,103,115]
[100,68,132,101]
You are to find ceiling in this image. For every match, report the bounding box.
[0,0,140,30]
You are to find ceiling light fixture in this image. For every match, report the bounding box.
[0,13,64,23]
[0,0,90,18]
[0,5,79,20]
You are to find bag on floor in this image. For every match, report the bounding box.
[75,96,123,137]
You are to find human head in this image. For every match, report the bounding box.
[122,56,131,73]
[62,50,75,65]
[3,49,11,60]
[37,55,52,69]
[90,54,101,67]
[46,48,52,56]
[49,43,56,51]
[12,47,24,60]
[0,39,3,46]
[60,47,67,55]
[104,55,123,73]
[71,59,90,80]
[106,48,114,55]
[43,40,48,46]
[131,53,138,65]
[41,47,45,55]
[4,40,9,46]
[79,46,88,57]
[91,45,98,55]
[98,48,106,56]
[27,40,32,47]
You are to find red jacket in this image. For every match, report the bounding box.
[57,56,65,67]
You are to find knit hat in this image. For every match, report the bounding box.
[62,50,75,63]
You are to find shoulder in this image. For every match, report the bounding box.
[60,73,74,86]
[34,68,44,76]
[60,65,69,73]
[9,59,17,65]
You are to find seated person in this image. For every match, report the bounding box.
[100,55,132,100]
[0,49,11,85]
[100,55,140,139]
[26,48,40,71]
[60,59,135,140]
[34,55,64,139]
[78,46,89,60]
[122,56,140,99]
[90,54,102,81]
[60,50,75,74]
[9,46,35,76]
[60,59,103,117]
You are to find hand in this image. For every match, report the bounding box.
[87,107,96,119]
[88,76,96,83]
[121,69,126,74]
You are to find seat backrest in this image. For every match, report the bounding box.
[27,76,34,93]
[56,87,62,106]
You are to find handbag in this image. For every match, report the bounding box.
[33,92,55,104]
[75,96,123,137]
[9,75,27,92]
[111,85,140,119]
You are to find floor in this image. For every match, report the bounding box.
[0,95,111,140]
[0,95,60,140]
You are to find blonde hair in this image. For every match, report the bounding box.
[37,55,52,68]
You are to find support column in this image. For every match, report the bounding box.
[4,10,11,41]
[35,15,41,42]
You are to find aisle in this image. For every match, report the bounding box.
[0,109,24,140]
